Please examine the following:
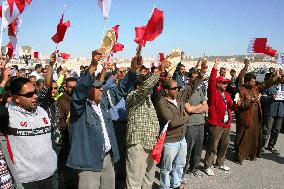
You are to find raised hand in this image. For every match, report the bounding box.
[214,58,221,68]
[91,49,103,66]
[49,53,57,66]
[130,56,142,72]
[2,67,11,81]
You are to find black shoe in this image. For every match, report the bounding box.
[266,146,278,153]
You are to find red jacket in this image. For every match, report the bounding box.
[207,68,234,128]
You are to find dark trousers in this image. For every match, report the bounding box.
[204,125,230,169]
[262,116,283,148]
[184,125,204,172]
[22,176,53,189]
[112,121,127,189]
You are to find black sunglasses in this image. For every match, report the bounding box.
[166,86,179,91]
[16,90,37,98]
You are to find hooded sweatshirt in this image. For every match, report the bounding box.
[1,103,57,184]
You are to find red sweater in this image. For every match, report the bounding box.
[207,68,234,128]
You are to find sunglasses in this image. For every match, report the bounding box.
[167,86,179,91]
[16,90,37,98]
[0,57,6,60]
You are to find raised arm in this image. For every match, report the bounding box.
[45,54,56,87]
[71,50,100,117]
[238,58,249,86]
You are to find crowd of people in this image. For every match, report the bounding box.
[0,48,283,189]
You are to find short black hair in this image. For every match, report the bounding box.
[35,64,42,70]
[28,75,36,80]
[140,65,148,70]
[10,77,30,95]
[151,66,158,73]
[134,74,149,89]
[244,73,256,82]
[162,79,175,89]
[65,77,78,84]
[230,69,236,73]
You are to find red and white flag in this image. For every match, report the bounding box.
[98,0,112,21]
[51,14,70,44]
[150,121,170,164]
[135,8,164,46]
[264,46,277,57]
[247,38,267,54]
[6,17,21,58]
[110,25,124,54]
[0,0,32,28]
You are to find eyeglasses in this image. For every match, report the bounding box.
[167,86,179,91]
[16,90,37,98]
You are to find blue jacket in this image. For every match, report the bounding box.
[173,72,188,88]
[262,84,284,117]
[67,71,137,171]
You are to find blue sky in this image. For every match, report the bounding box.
[3,0,284,58]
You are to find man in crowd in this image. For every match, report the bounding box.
[155,78,201,189]
[67,49,141,189]
[261,80,284,153]
[173,64,188,88]
[204,59,234,176]
[219,67,227,77]
[226,69,238,100]
[1,76,57,188]
[30,64,43,80]
[139,65,149,76]
[125,61,166,189]
[183,70,208,178]
[57,77,78,189]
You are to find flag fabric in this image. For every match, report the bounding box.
[134,8,164,46]
[150,121,170,164]
[109,25,124,54]
[0,0,32,28]
[277,52,284,64]
[34,51,38,59]
[159,53,165,62]
[59,52,70,59]
[98,0,112,21]
[247,38,267,54]
[51,14,70,44]
[111,43,124,53]
[264,46,277,57]
[6,18,20,58]
[6,42,13,58]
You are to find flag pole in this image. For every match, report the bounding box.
[100,20,107,44]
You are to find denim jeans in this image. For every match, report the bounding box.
[160,138,187,189]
